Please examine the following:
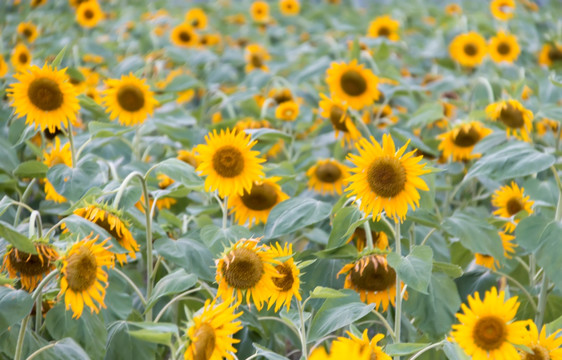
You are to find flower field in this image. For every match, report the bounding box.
[1,0,562,359]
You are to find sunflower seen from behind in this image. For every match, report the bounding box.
[335,330,392,360]
[102,73,158,126]
[76,0,104,28]
[306,158,349,195]
[437,121,492,162]
[490,0,515,21]
[318,93,361,145]
[492,182,533,233]
[449,32,487,67]
[170,23,199,48]
[325,60,380,110]
[367,15,400,41]
[485,99,533,142]
[267,243,301,312]
[489,31,520,64]
[451,287,529,360]
[519,322,562,360]
[1,242,59,291]
[17,22,38,43]
[43,137,72,203]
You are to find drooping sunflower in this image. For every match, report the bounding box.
[227,177,289,227]
[245,43,270,72]
[59,234,115,319]
[367,15,400,41]
[474,231,517,270]
[449,32,487,67]
[492,182,534,233]
[318,93,362,145]
[76,0,104,28]
[325,60,380,110]
[102,73,158,126]
[489,31,520,64]
[306,159,349,195]
[195,128,265,198]
[490,0,515,21]
[538,43,562,67]
[519,322,562,360]
[485,99,533,142]
[250,1,270,23]
[185,8,207,30]
[170,23,199,48]
[268,88,294,105]
[346,227,388,252]
[184,299,243,360]
[71,204,140,265]
[437,121,493,162]
[280,0,300,16]
[275,100,299,121]
[338,255,406,311]
[9,64,80,132]
[1,242,59,291]
[451,287,529,360]
[335,330,392,360]
[346,134,430,222]
[43,137,72,203]
[215,238,280,310]
[0,56,8,77]
[17,22,38,43]
[536,118,559,136]
[267,242,302,312]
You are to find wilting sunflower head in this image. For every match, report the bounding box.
[275,100,299,121]
[306,159,349,195]
[338,255,406,311]
[268,88,294,105]
[266,242,302,312]
[250,1,270,23]
[318,93,362,145]
[215,238,280,310]
[346,134,430,222]
[346,227,389,252]
[1,242,59,291]
[58,234,114,319]
[325,60,380,110]
[184,299,243,360]
[449,32,487,67]
[437,121,492,162]
[280,0,300,16]
[170,23,199,48]
[490,0,516,21]
[17,22,38,43]
[367,15,400,41]
[539,43,562,67]
[102,73,158,126]
[335,330,392,360]
[518,322,562,360]
[195,128,265,198]
[451,287,529,359]
[76,0,104,28]
[185,8,207,30]
[485,99,533,142]
[245,43,271,72]
[227,177,289,227]
[489,31,520,64]
[492,182,534,233]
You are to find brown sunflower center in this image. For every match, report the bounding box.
[367,156,407,198]
[65,246,98,292]
[499,103,524,128]
[44,127,63,140]
[221,247,264,289]
[84,9,94,19]
[453,127,481,147]
[523,346,550,360]
[23,28,33,38]
[117,84,145,112]
[27,77,64,111]
[548,47,562,62]
[497,42,511,55]
[315,162,342,183]
[273,91,292,104]
[378,26,391,37]
[350,258,396,292]
[329,106,348,131]
[192,19,200,27]
[92,213,126,243]
[192,323,216,360]
[250,54,264,68]
[272,263,294,291]
[472,316,507,351]
[340,70,368,96]
[506,197,523,216]
[240,182,278,211]
[179,31,191,43]
[7,248,52,276]
[463,43,478,56]
[353,228,382,248]
[69,77,82,85]
[212,145,245,178]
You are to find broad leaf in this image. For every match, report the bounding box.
[265,197,331,239]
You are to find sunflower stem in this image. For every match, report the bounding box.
[13,316,30,360]
[113,171,145,209]
[13,178,37,227]
[394,220,402,360]
[551,166,562,221]
[297,300,308,359]
[535,274,549,327]
[113,268,147,306]
[409,339,446,360]
[142,176,154,322]
[66,119,77,167]
[34,295,42,332]
[154,287,202,322]
[363,221,374,250]
[133,126,142,160]
[492,270,537,312]
[213,193,228,229]
[371,309,396,341]
[29,210,43,238]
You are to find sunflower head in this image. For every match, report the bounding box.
[490,0,516,21]
[275,101,299,121]
[519,322,562,360]
[245,43,270,72]
[346,227,389,252]
[170,23,199,48]
[17,22,38,43]
[325,60,380,110]
[43,137,72,203]
[486,99,533,142]
[449,32,487,67]
[280,0,300,16]
[492,182,534,233]
[489,31,520,64]
[437,121,492,162]
[76,0,104,28]
[539,43,562,67]
[177,149,199,168]
[1,242,59,291]
[0,56,8,77]
[445,4,463,15]
[367,15,400,41]
[185,8,207,30]
[306,159,350,195]
[335,330,392,360]
[250,1,270,23]
[318,93,362,145]
[266,242,302,312]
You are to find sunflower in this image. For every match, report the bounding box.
[445,4,463,15]
[318,94,362,145]
[185,8,207,30]
[275,101,299,121]
[536,118,558,136]
[269,87,294,105]
[76,0,104,28]
[0,56,8,77]
[266,242,302,312]
[519,322,562,360]
[335,330,392,360]
[325,60,380,110]
[280,0,300,16]
[306,159,349,195]
[451,287,529,360]
[215,238,280,310]
[366,104,399,129]
[250,1,270,23]
[521,85,533,100]
[437,121,492,162]
[1,242,59,291]
[17,22,38,43]
[71,204,140,266]
[367,15,400,41]
[102,73,158,126]
[490,0,515,21]
[200,33,221,47]
[346,227,388,252]
[235,118,272,131]
[68,69,87,94]
[449,32,487,67]
[485,99,533,142]
[11,43,32,72]
[245,43,270,72]
[492,182,534,233]
[489,31,520,64]
[170,23,199,48]
[227,177,289,227]
[184,299,242,360]
[338,255,406,311]
[538,43,562,67]
[43,137,72,203]
[177,149,199,168]
[474,231,517,270]
[309,339,371,360]
[196,129,266,198]
[346,134,429,222]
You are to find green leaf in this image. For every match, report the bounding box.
[265,197,332,239]
[529,221,562,290]
[79,95,109,120]
[153,158,204,190]
[546,314,562,336]
[385,343,431,356]
[0,221,37,254]
[0,287,33,329]
[387,245,433,294]
[127,322,178,346]
[145,269,198,312]
[163,74,199,92]
[13,160,48,178]
[433,261,463,278]
[87,121,132,138]
[350,37,360,61]
[47,160,104,202]
[514,215,551,253]
[105,321,158,360]
[327,206,362,249]
[252,344,290,360]
[244,128,292,141]
[407,102,444,128]
[51,45,68,68]
[32,338,90,360]
[309,286,347,299]
[443,341,470,360]
[154,237,215,281]
[0,196,15,217]
[465,142,555,181]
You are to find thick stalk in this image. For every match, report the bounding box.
[66,119,76,167]
[363,221,374,250]
[535,274,549,327]
[297,300,308,359]
[143,177,154,321]
[113,268,147,306]
[409,340,446,360]
[13,178,37,226]
[394,220,402,360]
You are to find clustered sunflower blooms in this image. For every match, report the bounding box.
[491,181,534,233]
